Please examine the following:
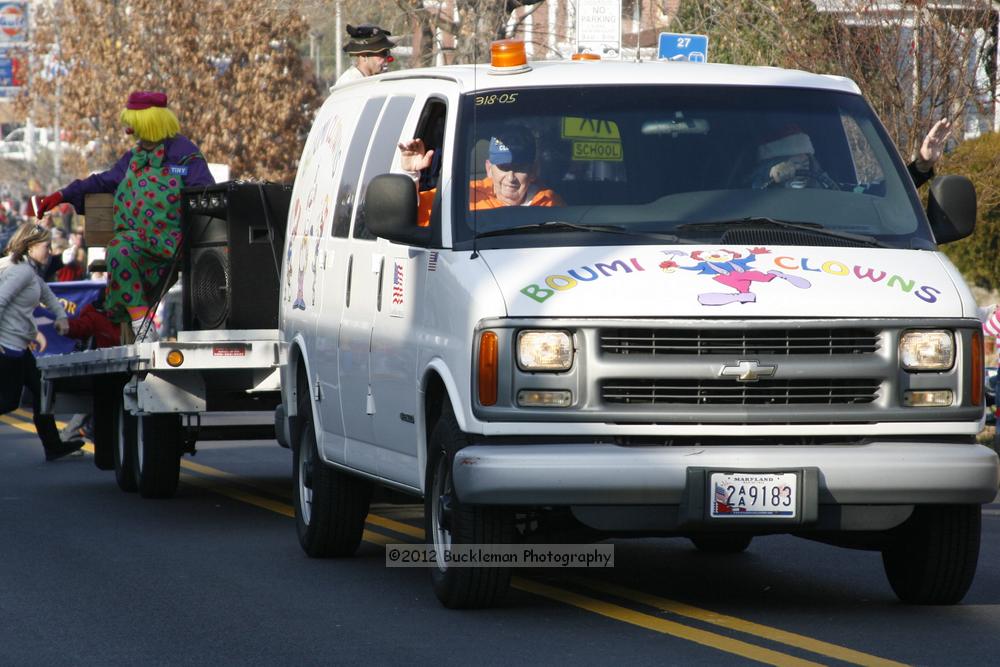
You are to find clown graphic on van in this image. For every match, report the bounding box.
[659,247,811,305]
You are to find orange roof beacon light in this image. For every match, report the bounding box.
[489,39,531,75]
[572,52,601,61]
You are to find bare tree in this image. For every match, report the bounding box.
[391,0,549,66]
[19,0,323,187]
[674,0,997,159]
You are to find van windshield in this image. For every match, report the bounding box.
[451,85,932,249]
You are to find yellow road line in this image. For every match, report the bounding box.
[366,512,424,540]
[142,455,856,665]
[180,472,294,517]
[512,578,824,667]
[576,579,905,667]
[0,414,37,433]
[180,458,288,499]
[1,417,905,665]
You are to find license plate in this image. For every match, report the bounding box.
[710,472,797,518]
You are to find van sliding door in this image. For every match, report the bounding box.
[338,95,415,475]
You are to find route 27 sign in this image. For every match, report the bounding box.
[658,32,708,63]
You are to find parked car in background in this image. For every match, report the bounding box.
[0,126,88,161]
[0,140,31,161]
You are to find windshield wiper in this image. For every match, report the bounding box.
[475,220,686,244]
[677,216,892,249]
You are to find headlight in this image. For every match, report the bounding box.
[517,330,573,371]
[899,330,954,371]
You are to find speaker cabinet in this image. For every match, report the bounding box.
[181,182,291,331]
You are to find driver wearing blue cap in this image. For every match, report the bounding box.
[399,124,563,226]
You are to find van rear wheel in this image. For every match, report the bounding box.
[425,404,513,609]
[882,505,981,605]
[293,412,372,557]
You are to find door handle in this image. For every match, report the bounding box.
[376,256,386,312]
[345,254,353,308]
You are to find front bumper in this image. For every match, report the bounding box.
[451,441,999,506]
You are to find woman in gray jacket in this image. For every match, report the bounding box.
[0,223,84,461]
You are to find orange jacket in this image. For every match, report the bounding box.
[417,177,564,227]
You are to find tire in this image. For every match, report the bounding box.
[882,505,981,605]
[690,534,753,554]
[425,403,513,609]
[133,414,182,499]
[113,399,138,493]
[293,410,372,557]
[91,383,116,471]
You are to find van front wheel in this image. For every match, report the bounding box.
[882,505,981,605]
[425,404,513,609]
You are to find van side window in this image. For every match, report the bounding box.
[332,97,385,238]
[354,96,415,240]
[841,113,885,187]
[414,99,447,192]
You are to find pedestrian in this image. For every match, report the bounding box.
[0,222,85,461]
[334,24,395,88]
[31,90,215,343]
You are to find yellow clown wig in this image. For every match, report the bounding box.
[119,91,180,143]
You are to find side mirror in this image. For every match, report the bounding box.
[927,175,976,244]
[363,174,430,246]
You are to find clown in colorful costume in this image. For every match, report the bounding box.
[35,91,214,338]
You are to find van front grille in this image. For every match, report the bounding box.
[601,328,880,356]
[601,378,880,405]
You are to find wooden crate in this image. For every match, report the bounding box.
[83,193,115,246]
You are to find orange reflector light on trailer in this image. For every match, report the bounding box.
[489,39,531,74]
[572,53,601,61]
[166,349,185,367]
[478,331,499,406]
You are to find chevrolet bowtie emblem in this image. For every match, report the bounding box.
[720,360,776,383]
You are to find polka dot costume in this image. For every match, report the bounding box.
[105,145,194,322]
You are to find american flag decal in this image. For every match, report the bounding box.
[428,251,439,272]
[392,262,405,306]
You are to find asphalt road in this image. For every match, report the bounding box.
[3,408,1000,666]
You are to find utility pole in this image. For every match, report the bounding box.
[335,0,343,79]
[53,0,63,184]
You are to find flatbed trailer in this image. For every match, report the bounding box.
[38,329,286,498]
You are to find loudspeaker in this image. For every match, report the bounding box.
[181,182,292,331]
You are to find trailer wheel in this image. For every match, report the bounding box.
[91,381,117,471]
[425,402,513,609]
[882,505,981,605]
[133,414,182,499]
[113,400,138,493]
[293,409,372,557]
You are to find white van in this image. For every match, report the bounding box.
[278,42,999,608]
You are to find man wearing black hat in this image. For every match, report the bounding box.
[335,24,395,88]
